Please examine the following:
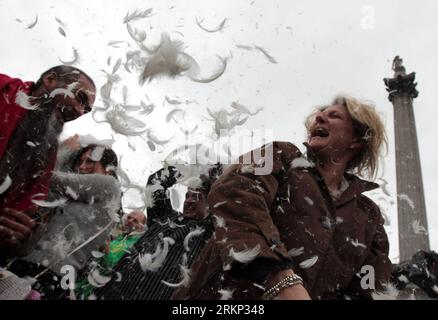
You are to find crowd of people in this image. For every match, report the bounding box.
[1,65,435,300]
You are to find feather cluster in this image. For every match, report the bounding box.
[138,236,175,272]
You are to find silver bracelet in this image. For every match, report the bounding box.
[262,274,304,300]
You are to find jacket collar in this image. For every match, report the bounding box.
[302,142,379,206]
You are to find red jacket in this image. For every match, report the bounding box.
[0,74,56,215]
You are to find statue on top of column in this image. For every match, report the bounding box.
[393,56,407,77]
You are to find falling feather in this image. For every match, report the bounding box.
[31,198,68,208]
[138,237,175,272]
[91,251,105,259]
[346,237,367,249]
[412,220,427,235]
[139,33,197,84]
[183,227,205,251]
[162,253,191,288]
[236,44,254,51]
[213,201,227,208]
[58,26,67,37]
[15,91,39,110]
[87,269,112,287]
[230,101,262,116]
[398,193,415,210]
[26,15,38,29]
[123,8,153,24]
[126,23,146,43]
[288,247,305,257]
[49,82,78,99]
[189,56,227,83]
[371,283,401,300]
[165,96,182,105]
[291,157,315,169]
[65,186,79,200]
[254,45,278,64]
[195,17,227,33]
[377,178,391,197]
[229,244,261,263]
[146,130,172,145]
[112,58,123,74]
[107,41,124,48]
[218,288,234,300]
[55,17,67,29]
[299,255,318,269]
[138,101,155,115]
[213,215,226,229]
[179,125,198,135]
[0,176,12,195]
[58,48,79,65]
[147,141,156,151]
[106,109,148,136]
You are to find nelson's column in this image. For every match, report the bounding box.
[384,56,430,261]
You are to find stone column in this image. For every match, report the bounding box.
[383,56,430,262]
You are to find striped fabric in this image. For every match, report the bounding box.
[95,210,213,300]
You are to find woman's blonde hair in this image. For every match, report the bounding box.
[305,95,387,179]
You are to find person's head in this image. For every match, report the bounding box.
[305,95,387,178]
[123,211,147,233]
[73,144,118,177]
[32,65,96,123]
[183,164,223,219]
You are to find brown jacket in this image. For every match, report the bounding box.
[173,141,392,300]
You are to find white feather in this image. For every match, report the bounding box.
[162,253,191,288]
[398,193,415,210]
[372,283,400,300]
[230,101,263,116]
[161,264,191,288]
[0,175,12,195]
[31,198,68,208]
[15,90,39,110]
[49,82,78,99]
[106,108,147,136]
[288,247,305,257]
[213,215,226,229]
[218,288,234,300]
[304,196,314,206]
[213,201,227,209]
[299,255,318,269]
[91,251,105,259]
[58,26,67,37]
[166,109,184,122]
[26,15,38,29]
[55,17,67,29]
[291,157,315,169]
[87,269,111,287]
[229,244,261,263]
[189,55,227,83]
[123,8,153,24]
[195,17,227,33]
[65,186,79,200]
[412,220,428,235]
[58,48,79,65]
[138,237,175,272]
[254,45,278,64]
[139,33,195,84]
[183,227,205,252]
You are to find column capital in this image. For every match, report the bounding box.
[383,56,419,102]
